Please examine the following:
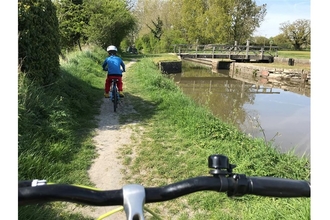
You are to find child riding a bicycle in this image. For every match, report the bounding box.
[102,45,126,98]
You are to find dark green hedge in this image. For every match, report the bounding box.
[18,0,61,85]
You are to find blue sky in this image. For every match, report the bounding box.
[254,0,310,37]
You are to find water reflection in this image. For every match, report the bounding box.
[168,62,310,158]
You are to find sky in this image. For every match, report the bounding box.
[254,0,310,37]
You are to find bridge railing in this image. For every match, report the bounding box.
[174,40,279,58]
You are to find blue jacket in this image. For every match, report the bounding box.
[102,55,125,76]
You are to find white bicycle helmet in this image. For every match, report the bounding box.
[107,45,117,52]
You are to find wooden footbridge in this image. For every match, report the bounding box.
[174,40,279,63]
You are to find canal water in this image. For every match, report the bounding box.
[168,61,310,159]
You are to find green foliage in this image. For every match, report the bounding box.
[135,29,186,54]
[120,37,131,52]
[18,0,61,85]
[251,35,269,46]
[227,0,267,44]
[84,0,137,49]
[55,0,88,51]
[122,56,310,219]
[18,49,310,219]
[280,19,311,50]
[202,0,232,43]
[147,16,164,41]
[273,33,292,49]
[186,0,266,44]
[18,47,107,219]
[277,50,310,59]
[133,0,267,51]
[180,0,206,44]
[136,33,161,54]
[18,68,99,181]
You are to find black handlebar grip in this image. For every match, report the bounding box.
[19,180,34,188]
[248,177,310,197]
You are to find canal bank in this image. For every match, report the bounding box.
[159,57,311,96]
[124,56,310,219]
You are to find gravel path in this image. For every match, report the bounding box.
[67,60,138,219]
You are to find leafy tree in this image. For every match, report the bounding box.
[133,0,182,52]
[251,35,269,46]
[18,0,61,85]
[202,0,232,44]
[54,0,88,51]
[84,0,137,50]
[133,0,267,50]
[136,33,159,53]
[280,19,310,50]
[133,0,168,37]
[147,16,163,41]
[180,0,207,44]
[227,0,267,44]
[159,29,187,53]
[273,33,291,49]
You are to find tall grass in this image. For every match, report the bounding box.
[18,47,109,219]
[121,58,310,219]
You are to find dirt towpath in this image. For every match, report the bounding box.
[68,60,138,219]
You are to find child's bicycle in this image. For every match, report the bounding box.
[18,154,310,220]
[110,78,120,112]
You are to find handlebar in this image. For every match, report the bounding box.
[18,175,310,206]
[18,155,310,207]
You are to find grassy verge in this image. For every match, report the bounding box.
[250,61,311,71]
[277,50,310,59]
[120,57,310,219]
[18,46,133,220]
[18,48,310,219]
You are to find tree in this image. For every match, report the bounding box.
[133,0,181,52]
[202,0,232,44]
[180,0,207,44]
[84,0,137,49]
[54,0,88,51]
[147,16,163,41]
[280,19,310,50]
[227,0,267,44]
[133,0,267,50]
[174,0,267,45]
[18,0,61,85]
[272,33,291,49]
[251,35,269,46]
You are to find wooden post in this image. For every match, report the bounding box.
[245,40,250,60]
[260,47,264,60]
[231,61,235,77]
[212,46,215,59]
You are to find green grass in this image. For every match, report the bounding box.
[18,45,132,220]
[121,57,310,219]
[18,48,310,220]
[277,50,310,59]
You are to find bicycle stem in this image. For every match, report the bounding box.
[123,184,146,220]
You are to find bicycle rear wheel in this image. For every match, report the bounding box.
[113,87,118,112]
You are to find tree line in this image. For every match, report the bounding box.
[18,0,310,84]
